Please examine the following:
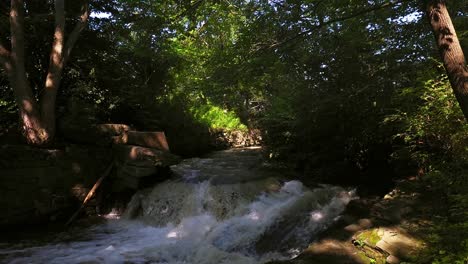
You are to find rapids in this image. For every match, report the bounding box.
[0,148,356,264]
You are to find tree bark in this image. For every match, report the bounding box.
[41,0,66,141]
[425,0,468,121]
[10,0,48,144]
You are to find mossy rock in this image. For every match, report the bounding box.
[356,229,381,247]
[356,251,385,264]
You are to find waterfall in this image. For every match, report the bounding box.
[0,148,356,264]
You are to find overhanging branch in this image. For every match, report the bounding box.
[63,0,89,66]
[258,0,412,52]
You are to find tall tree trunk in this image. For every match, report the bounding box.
[41,0,66,141]
[10,0,49,144]
[425,0,468,121]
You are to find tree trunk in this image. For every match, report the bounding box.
[10,0,50,144]
[41,0,66,141]
[425,0,468,120]
[0,0,90,145]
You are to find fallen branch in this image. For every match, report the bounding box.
[65,160,114,226]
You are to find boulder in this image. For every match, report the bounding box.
[114,131,170,151]
[113,144,179,167]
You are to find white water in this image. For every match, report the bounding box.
[0,148,355,264]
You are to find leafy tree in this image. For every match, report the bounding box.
[0,0,89,145]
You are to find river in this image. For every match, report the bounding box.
[0,147,355,264]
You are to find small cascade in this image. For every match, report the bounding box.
[0,148,356,264]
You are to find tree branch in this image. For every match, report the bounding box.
[10,0,25,71]
[259,0,412,52]
[62,0,89,67]
[44,0,65,92]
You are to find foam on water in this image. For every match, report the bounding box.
[0,149,355,264]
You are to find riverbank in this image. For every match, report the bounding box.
[273,176,466,264]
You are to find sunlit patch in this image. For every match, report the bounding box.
[129,147,138,159]
[45,76,53,88]
[310,211,324,221]
[167,231,178,238]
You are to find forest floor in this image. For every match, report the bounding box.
[272,177,453,264]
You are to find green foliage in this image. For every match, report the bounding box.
[385,66,468,264]
[426,220,468,264]
[0,95,17,135]
[388,69,467,169]
[190,102,247,131]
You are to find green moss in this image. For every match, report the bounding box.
[357,229,381,247]
[357,251,370,262]
[356,250,385,264]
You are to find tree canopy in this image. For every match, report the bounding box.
[0,1,467,260]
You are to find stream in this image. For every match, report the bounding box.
[0,148,356,264]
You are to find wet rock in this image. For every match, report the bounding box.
[113,144,179,167]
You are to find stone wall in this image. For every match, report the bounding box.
[0,125,180,227]
[0,144,112,227]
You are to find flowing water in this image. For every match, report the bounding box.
[0,148,356,264]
